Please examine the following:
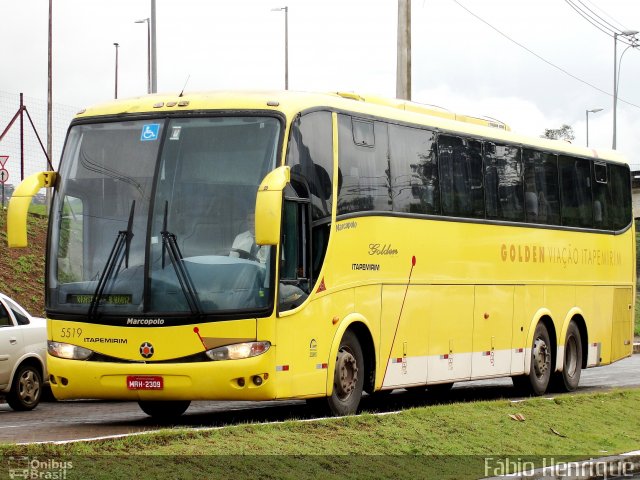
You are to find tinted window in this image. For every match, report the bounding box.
[3,298,31,326]
[287,111,334,221]
[522,150,560,225]
[592,162,612,229]
[609,164,632,230]
[438,135,484,218]
[352,119,375,147]
[559,156,593,228]
[337,115,390,214]
[0,303,11,327]
[484,143,524,221]
[389,124,439,214]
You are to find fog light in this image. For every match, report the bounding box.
[252,375,263,386]
[237,378,245,387]
[49,375,57,384]
[60,377,69,386]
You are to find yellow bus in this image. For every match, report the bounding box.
[8,91,635,417]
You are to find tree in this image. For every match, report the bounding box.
[541,124,575,142]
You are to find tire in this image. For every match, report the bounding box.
[326,331,365,416]
[7,363,43,411]
[551,322,582,392]
[512,322,553,396]
[138,400,191,418]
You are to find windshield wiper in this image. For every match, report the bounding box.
[161,201,202,316]
[88,201,135,319]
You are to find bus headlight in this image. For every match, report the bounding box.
[205,341,271,361]
[48,341,93,360]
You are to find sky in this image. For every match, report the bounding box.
[1,0,640,172]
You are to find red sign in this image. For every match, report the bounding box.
[0,156,7,168]
[0,169,8,184]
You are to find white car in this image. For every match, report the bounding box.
[0,293,48,411]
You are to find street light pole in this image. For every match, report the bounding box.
[585,108,603,148]
[150,0,158,93]
[47,0,52,170]
[135,18,151,94]
[612,30,638,150]
[114,42,120,99]
[271,6,289,90]
[396,0,411,100]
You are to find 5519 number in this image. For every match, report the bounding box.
[59,327,83,338]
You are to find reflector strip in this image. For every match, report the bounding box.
[439,354,449,360]
[276,365,289,372]
[515,348,524,353]
[482,351,492,356]
[316,363,328,369]
[391,357,403,364]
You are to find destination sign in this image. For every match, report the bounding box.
[67,294,132,305]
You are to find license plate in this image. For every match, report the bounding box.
[127,375,163,390]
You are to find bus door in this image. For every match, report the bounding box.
[426,285,474,385]
[472,285,514,378]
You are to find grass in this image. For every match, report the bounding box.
[1,389,640,479]
[0,209,48,315]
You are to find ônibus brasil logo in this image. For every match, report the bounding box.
[139,342,154,359]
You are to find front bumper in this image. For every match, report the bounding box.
[47,348,277,401]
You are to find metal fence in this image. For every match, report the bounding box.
[0,90,78,188]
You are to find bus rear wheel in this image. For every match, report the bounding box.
[326,331,364,416]
[138,400,191,418]
[513,322,552,396]
[551,322,582,392]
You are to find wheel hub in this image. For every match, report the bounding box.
[19,370,39,405]
[335,349,358,400]
[533,338,550,378]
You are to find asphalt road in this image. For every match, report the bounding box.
[1,354,639,445]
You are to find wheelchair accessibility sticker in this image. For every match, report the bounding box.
[141,124,160,141]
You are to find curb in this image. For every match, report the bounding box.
[483,451,640,479]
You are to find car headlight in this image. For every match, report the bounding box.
[205,341,271,361]
[48,341,93,360]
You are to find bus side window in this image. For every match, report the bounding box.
[609,165,632,230]
[287,111,333,290]
[484,142,524,222]
[388,124,439,215]
[559,156,593,228]
[592,162,611,229]
[279,198,310,311]
[337,115,390,214]
[438,134,484,218]
[523,149,560,225]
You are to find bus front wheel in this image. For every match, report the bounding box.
[138,400,191,418]
[513,322,552,396]
[327,331,364,416]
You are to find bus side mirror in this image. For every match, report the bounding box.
[7,171,57,248]
[255,166,290,246]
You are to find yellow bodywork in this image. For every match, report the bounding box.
[9,91,634,402]
[7,171,56,247]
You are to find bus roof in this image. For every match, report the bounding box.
[75,90,629,166]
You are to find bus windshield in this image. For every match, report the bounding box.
[48,116,281,319]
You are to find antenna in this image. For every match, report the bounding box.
[179,75,191,97]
